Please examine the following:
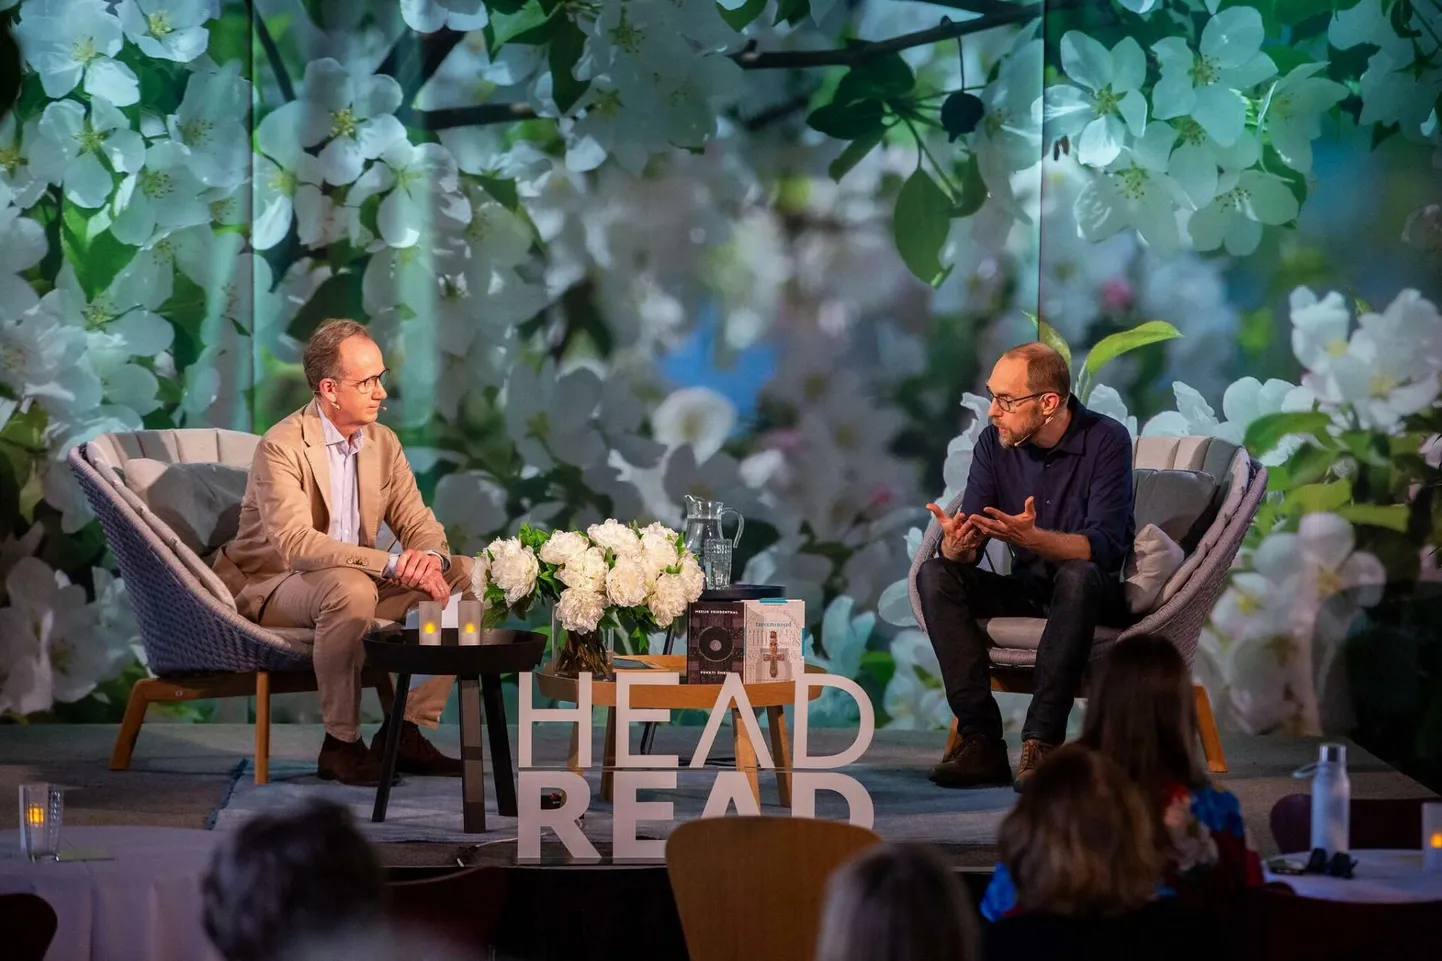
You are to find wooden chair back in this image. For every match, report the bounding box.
[1269,793,1428,854]
[666,816,882,961]
[388,864,509,953]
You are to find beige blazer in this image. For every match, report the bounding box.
[214,403,462,622]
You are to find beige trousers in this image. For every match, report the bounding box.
[259,557,474,741]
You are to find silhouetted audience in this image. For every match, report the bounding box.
[985,744,1221,960]
[202,799,388,961]
[981,634,1261,920]
[815,842,981,961]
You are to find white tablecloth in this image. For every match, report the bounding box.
[0,825,223,961]
[1264,849,1442,903]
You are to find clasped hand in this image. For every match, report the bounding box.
[389,548,449,602]
[925,496,1038,558]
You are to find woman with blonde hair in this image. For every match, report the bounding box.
[985,745,1219,959]
[815,843,981,961]
[980,634,1261,920]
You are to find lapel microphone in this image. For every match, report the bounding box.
[379,406,388,411]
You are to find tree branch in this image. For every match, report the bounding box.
[380,28,467,125]
[248,0,294,102]
[898,0,1016,14]
[731,2,1045,69]
[411,0,1059,130]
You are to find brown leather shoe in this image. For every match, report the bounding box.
[317,732,387,786]
[369,718,464,777]
[1013,738,1060,793]
[930,733,1012,789]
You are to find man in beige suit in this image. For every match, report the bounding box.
[214,319,472,786]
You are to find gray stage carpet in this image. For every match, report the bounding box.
[209,727,1018,849]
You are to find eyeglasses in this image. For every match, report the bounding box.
[987,390,1051,413]
[334,370,388,394]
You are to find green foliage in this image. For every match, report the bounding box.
[892,168,953,287]
[718,0,768,31]
[1243,411,1334,459]
[548,15,590,115]
[1078,321,1182,400]
[775,0,811,27]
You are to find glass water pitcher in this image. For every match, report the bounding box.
[683,495,745,589]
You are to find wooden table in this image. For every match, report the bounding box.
[364,628,546,833]
[534,655,825,808]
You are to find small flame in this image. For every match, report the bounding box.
[1431,831,1442,849]
[464,623,476,634]
[26,805,45,826]
[423,623,437,634]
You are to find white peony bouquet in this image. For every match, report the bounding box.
[474,521,705,638]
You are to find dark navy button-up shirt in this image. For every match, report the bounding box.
[959,395,1135,580]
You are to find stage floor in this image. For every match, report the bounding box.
[0,721,1435,868]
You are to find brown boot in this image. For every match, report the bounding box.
[1013,738,1061,793]
[317,732,387,786]
[369,717,464,777]
[929,733,1012,789]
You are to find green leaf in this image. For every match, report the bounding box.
[774,0,810,26]
[827,124,885,181]
[1340,430,1391,467]
[548,15,590,114]
[1243,411,1333,459]
[718,0,767,31]
[490,0,553,49]
[476,175,521,211]
[806,100,886,139]
[1036,317,1072,371]
[892,168,952,287]
[1270,0,1332,26]
[949,153,987,218]
[835,53,915,104]
[1337,503,1410,532]
[1282,480,1352,516]
[1081,320,1182,383]
[1268,441,1337,492]
[488,0,530,14]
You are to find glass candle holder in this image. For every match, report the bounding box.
[1425,802,1442,873]
[459,599,483,646]
[19,783,62,862]
[418,600,443,646]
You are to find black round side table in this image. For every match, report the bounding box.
[363,627,545,834]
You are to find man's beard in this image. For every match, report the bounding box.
[996,413,1045,449]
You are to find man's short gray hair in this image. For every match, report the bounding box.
[303,319,372,392]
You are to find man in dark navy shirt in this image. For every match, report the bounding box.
[917,342,1134,791]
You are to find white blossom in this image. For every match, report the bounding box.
[558,545,607,594]
[587,518,642,559]
[116,0,213,63]
[646,572,689,624]
[486,537,540,606]
[605,557,651,608]
[259,58,406,187]
[539,530,593,567]
[649,387,737,465]
[1044,33,1148,168]
[556,587,606,633]
[1151,6,1277,148]
[30,98,144,209]
[14,0,140,106]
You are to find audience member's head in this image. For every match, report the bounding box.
[1080,633,1206,795]
[998,744,1161,918]
[815,842,980,961]
[202,799,387,961]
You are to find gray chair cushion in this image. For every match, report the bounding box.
[1132,468,1220,554]
[1124,523,1186,614]
[121,459,249,558]
[981,617,1124,651]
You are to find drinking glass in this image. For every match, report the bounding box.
[19,783,62,862]
[703,539,733,590]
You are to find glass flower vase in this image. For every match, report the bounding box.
[550,609,619,681]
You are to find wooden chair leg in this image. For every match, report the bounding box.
[766,706,792,808]
[1194,683,1227,774]
[110,679,160,770]
[254,671,271,785]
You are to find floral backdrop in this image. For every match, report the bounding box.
[0,0,1438,775]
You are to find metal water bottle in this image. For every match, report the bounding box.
[1309,742,1350,855]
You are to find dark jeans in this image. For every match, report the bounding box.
[916,556,1130,744]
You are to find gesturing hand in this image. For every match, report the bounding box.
[925,503,986,561]
[970,497,1038,548]
[392,548,442,589]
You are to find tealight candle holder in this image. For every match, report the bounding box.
[418,600,443,646]
[19,783,62,862]
[1425,802,1442,873]
[459,599,483,646]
